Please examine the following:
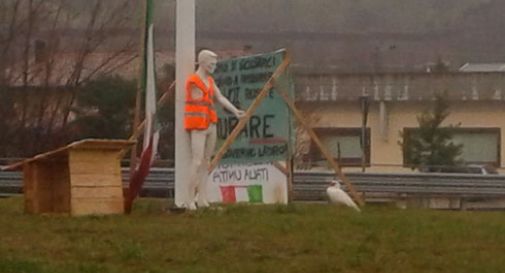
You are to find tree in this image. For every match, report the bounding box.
[0,0,137,157]
[400,95,463,171]
[69,75,136,140]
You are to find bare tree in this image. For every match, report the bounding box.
[18,0,47,149]
[0,0,21,85]
[0,0,138,157]
[55,0,137,144]
[30,0,65,152]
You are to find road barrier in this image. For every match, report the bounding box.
[3,168,505,206]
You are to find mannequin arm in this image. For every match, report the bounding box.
[214,83,245,118]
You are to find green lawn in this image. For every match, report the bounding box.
[1,197,505,273]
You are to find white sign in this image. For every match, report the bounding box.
[207,163,288,204]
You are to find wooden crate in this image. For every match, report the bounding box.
[7,139,134,216]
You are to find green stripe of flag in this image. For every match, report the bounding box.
[141,0,154,92]
[247,185,263,203]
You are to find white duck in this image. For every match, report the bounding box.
[326,180,361,212]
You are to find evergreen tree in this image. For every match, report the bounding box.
[156,63,175,163]
[400,95,463,171]
[70,75,136,140]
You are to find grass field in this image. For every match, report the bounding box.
[1,197,505,273]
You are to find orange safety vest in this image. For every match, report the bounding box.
[184,74,218,130]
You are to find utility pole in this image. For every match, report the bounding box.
[359,96,369,172]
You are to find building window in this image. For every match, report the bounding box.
[452,129,500,165]
[309,128,370,167]
[403,128,500,166]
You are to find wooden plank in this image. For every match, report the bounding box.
[2,139,133,171]
[23,163,36,214]
[49,161,71,213]
[71,198,124,216]
[120,81,175,160]
[208,51,292,173]
[69,174,122,187]
[24,162,57,213]
[273,161,288,175]
[23,161,71,214]
[32,162,53,213]
[69,161,120,175]
[274,87,365,207]
[3,146,68,171]
[71,186,123,199]
[68,150,121,176]
[68,150,114,162]
[286,158,294,203]
[68,139,135,151]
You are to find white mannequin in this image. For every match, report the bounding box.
[185,50,244,210]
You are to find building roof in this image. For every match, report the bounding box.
[295,72,505,102]
[459,63,505,72]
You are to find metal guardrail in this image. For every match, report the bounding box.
[3,168,505,202]
[0,171,22,197]
[120,168,175,198]
[292,171,505,201]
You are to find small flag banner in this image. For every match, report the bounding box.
[220,185,263,203]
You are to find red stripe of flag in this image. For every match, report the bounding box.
[125,137,154,213]
[220,186,237,203]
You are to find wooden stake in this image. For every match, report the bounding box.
[208,52,292,173]
[286,157,294,203]
[272,161,288,175]
[204,50,361,206]
[274,87,364,207]
[118,81,175,159]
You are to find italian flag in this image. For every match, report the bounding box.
[125,0,159,213]
[220,185,263,203]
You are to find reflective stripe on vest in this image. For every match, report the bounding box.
[184,74,218,130]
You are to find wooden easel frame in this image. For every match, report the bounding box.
[208,50,364,207]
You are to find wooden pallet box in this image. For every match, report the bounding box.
[7,139,134,216]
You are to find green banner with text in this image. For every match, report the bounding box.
[213,49,293,164]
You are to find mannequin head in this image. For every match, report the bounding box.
[197,49,218,74]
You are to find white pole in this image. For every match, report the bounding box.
[379,100,388,142]
[175,0,195,207]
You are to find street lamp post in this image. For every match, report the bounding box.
[359,96,369,172]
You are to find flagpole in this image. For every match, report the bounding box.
[174,0,195,207]
[125,0,159,213]
[129,0,148,177]
[125,82,175,143]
